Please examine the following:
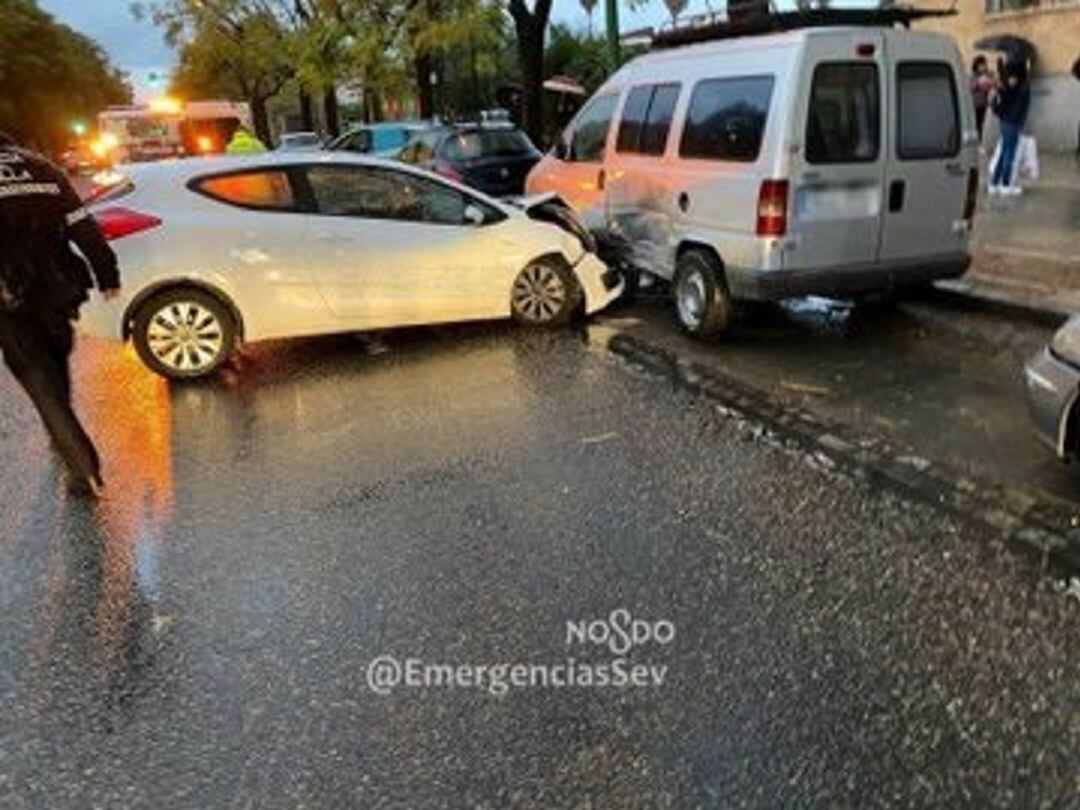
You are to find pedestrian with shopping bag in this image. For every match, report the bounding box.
[988,60,1031,196]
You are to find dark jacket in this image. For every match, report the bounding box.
[0,146,119,313]
[992,82,1031,128]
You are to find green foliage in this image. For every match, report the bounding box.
[0,0,131,151]
[545,23,609,94]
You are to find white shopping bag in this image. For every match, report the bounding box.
[1018,134,1040,182]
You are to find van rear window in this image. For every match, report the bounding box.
[806,63,880,164]
[897,63,960,160]
[679,76,774,162]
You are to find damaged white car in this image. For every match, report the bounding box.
[79,153,623,379]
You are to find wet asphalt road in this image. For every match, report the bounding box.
[4,313,1080,807]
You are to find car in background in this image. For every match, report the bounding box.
[79,153,623,380]
[1024,317,1080,460]
[277,131,323,152]
[397,124,543,197]
[326,122,425,156]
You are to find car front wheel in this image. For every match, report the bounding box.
[510,259,581,327]
[132,288,237,380]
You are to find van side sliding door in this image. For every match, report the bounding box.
[878,35,974,265]
[789,32,886,272]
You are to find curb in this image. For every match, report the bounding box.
[608,332,1080,578]
[929,281,1070,329]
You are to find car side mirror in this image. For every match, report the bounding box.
[464,203,486,226]
[553,137,570,161]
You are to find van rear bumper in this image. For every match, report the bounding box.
[726,254,971,301]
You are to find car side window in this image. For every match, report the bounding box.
[806,62,880,164]
[897,62,960,160]
[617,84,681,156]
[565,93,617,163]
[680,76,775,162]
[194,170,296,211]
[306,165,488,226]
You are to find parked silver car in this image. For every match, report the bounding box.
[1024,316,1080,458]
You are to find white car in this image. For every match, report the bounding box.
[80,153,623,379]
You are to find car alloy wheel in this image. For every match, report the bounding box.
[511,262,570,325]
[133,287,237,380]
[672,248,732,338]
[146,301,225,374]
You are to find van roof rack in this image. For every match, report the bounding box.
[651,7,957,49]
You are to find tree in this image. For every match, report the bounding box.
[663,0,688,25]
[506,0,553,141]
[0,0,130,151]
[580,0,597,36]
[137,0,295,143]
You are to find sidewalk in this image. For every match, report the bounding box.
[939,151,1080,319]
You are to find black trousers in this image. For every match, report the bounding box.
[0,305,101,484]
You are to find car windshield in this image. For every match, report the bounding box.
[443,129,536,161]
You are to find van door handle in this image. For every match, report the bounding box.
[945,161,965,177]
[677,192,690,212]
[597,168,606,191]
[888,179,906,213]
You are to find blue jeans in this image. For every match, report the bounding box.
[993,122,1021,187]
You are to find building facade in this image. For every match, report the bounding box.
[920,0,1080,151]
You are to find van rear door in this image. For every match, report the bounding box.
[878,37,973,263]
[787,32,886,271]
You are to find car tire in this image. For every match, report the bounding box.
[132,287,237,380]
[673,248,732,337]
[510,259,582,327]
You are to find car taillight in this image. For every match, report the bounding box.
[435,165,464,183]
[964,167,979,221]
[95,207,162,241]
[757,179,789,237]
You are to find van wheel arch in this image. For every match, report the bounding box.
[122,281,244,343]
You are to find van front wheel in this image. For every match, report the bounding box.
[673,249,731,337]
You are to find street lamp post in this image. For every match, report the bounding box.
[605,0,621,70]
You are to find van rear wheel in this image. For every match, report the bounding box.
[674,249,731,337]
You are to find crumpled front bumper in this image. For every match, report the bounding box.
[572,252,624,315]
[1023,347,1080,458]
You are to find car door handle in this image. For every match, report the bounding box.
[597,168,606,191]
[888,179,906,213]
[677,192,690,213]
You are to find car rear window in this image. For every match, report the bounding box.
[679,76,774,162]
[897,62,960,160]
[194,170,295,210]
[806,63,880,164]
[442,130,536,162]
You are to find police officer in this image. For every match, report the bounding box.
[0,131,120,496]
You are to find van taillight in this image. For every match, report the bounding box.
[964,167,979,221]
[757,179,789,237]
[95,207,162,241]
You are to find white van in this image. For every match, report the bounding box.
[526,19,980,336]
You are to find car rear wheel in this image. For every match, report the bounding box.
[510,260,580,327]
[673,249,732,338]
[132,288,237,380]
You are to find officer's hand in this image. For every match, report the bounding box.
[101,288,120,302]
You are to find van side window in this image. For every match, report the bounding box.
[641,84,680,156]
[617,83,681,156]
[679,76,775,162]
[566,94,618,163]
[897,63,960,160]
[806,63,880,164]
